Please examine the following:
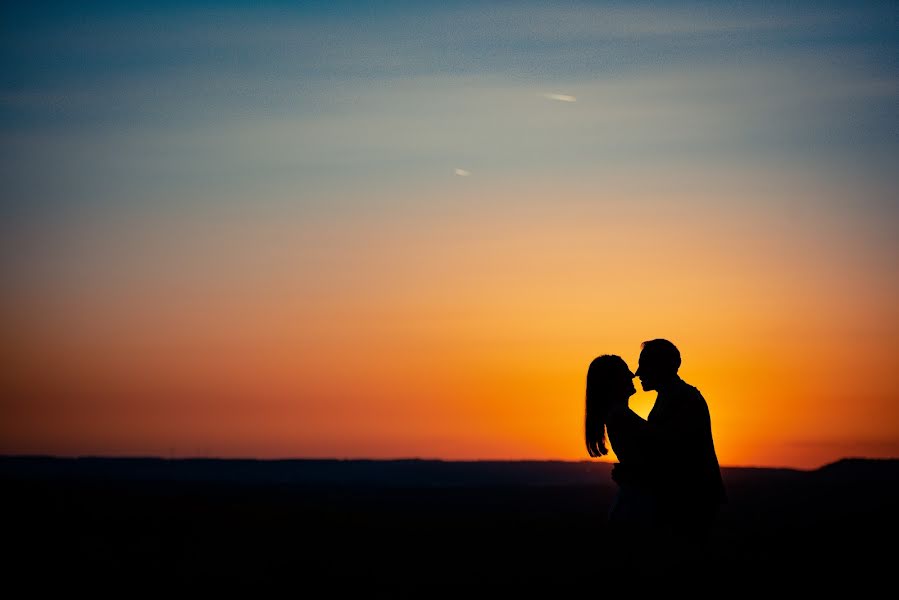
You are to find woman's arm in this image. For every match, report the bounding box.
[606,406,651,464]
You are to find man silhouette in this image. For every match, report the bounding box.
[608,339,727,562]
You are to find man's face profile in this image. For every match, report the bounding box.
[635,350,660,392]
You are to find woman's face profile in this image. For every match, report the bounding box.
[621,366,637,398]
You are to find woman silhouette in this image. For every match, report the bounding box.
[584,355,657,536]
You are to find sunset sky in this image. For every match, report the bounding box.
[2,1,897,469]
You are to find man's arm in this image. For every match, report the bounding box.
[608,391,708,462]
[605,406,653,487]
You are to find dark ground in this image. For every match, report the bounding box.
[3,457,897,593]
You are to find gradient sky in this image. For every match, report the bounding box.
[2,1,898,469]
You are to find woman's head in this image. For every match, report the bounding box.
[587,355,636,400]
[585,354,636,457]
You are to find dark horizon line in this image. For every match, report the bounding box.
[3,453,898,472]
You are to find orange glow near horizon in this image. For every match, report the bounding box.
[4,175,898,470]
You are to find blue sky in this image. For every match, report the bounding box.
[2,1,897,220]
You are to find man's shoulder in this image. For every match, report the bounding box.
[673,378,705,402]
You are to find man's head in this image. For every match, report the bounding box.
[635,338,681,391]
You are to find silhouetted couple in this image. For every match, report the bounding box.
[585,339,727,575]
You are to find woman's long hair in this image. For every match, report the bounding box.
[585,354,631,457]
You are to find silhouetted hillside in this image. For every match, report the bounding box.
[815,456,899,480]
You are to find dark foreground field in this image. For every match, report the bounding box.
[3,457,898,593]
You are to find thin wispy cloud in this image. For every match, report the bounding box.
[454,168,471,177]
[543,93,576,102]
